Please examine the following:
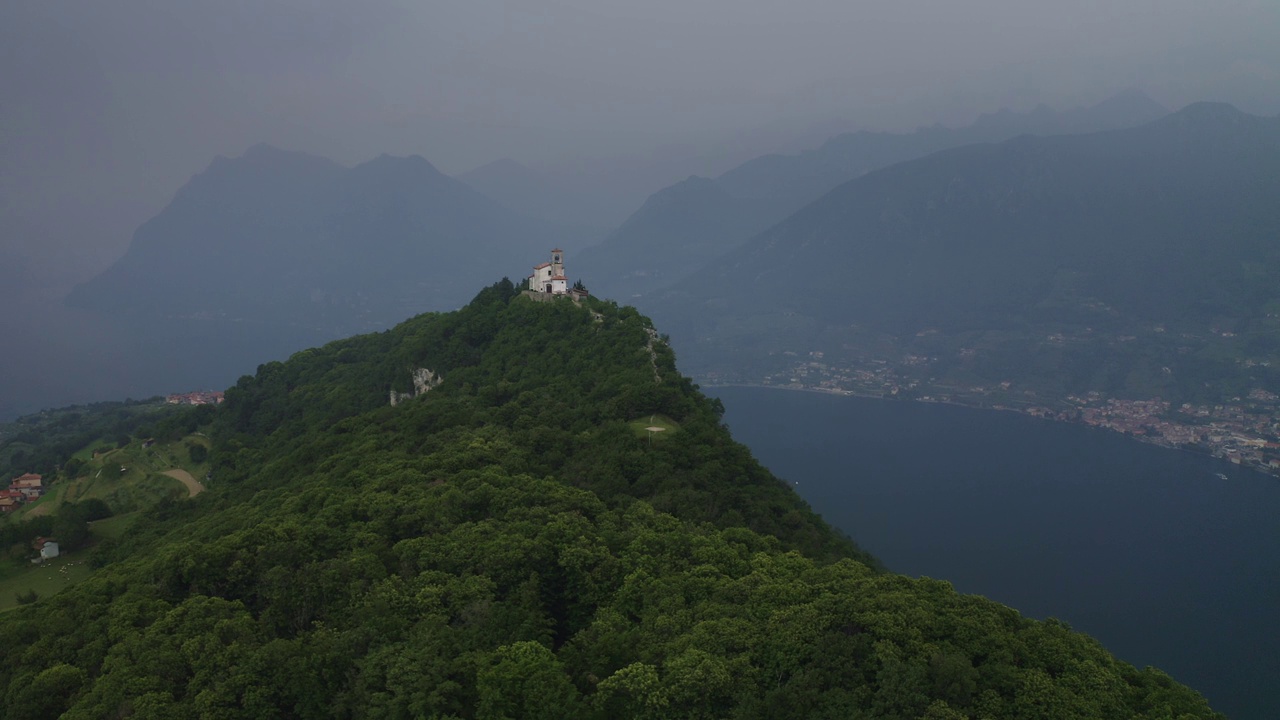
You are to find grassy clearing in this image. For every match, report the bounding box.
[0,432,211,612]
[0,513,142,613]
[628,413,680,441]
[19,481,66,518]
[72,439,113,462]
[0,553,95,613]
[12,433,210,520]
[88,512,140,541]
[66,471,186,510]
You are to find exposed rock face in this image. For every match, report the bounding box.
[644,328,662,384]
[389,367,442,406]
[411,367,441,395]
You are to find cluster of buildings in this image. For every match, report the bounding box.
[1055,397,1280,470]
[754,352,1280,475]
[0,472,45,514]
[165,391,224,405]
[1077,398,1174,435]
[751,352,910,397]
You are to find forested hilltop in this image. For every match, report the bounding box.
[0,282,1218,719]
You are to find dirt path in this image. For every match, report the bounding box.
[162,469,205,498]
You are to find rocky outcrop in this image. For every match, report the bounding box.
[644,328,662,384]
[389,367,442,406]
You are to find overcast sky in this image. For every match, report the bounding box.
[3,0,1279,287]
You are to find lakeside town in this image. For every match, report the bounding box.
[711,351,1280,477]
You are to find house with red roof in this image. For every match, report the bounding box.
[0,489,25,513]
[10,472,45,499]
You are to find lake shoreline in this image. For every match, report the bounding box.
[711,384,1280,720]
[704,381,1276,480]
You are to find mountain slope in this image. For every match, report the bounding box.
[576,91,1170,299]
[570,176,785,296]
[0,284,1219,718]
[650,103,1280,405]
[67,145,564,332]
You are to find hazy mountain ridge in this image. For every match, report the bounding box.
[455,157,610,243]
[575,90,1170,300]
[67,145,566,333]
[569,176,784,296]
[648,102,1280,406]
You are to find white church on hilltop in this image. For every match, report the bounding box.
[527,249,588,299]
[529,248,568,294]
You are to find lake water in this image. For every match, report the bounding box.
[711,385,1280,720]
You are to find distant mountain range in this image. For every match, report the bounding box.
[68,144,569,332]
[455,158,610,242]
[57,94,1274,419]
[575,89,1170,299]
[648,102,1280,406]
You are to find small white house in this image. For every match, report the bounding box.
[40,541,59,560]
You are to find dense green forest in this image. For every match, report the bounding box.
[0,282,1219,718]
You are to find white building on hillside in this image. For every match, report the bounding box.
[528,248,569,295]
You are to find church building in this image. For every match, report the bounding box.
[528,248,569,295]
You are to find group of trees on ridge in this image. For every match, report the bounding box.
[0,281,1219,718]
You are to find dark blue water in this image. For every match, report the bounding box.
[712,386,1280,720]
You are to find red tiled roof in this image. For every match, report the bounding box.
[551,248,563,253]
[533,262,551,269]
[550,276,568,281]
[14,473,41,482]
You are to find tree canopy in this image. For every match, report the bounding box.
[0,282,1219,718]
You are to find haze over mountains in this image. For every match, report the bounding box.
[648,102,1280,405]
[25,91,1272,426]
[64,90,1168,352]
[457,158,586,227]
[68,145,574,332]
[575,90,1170,299]
[8,3,1280,716]
[4,145,609,421]
[455,153,722,234]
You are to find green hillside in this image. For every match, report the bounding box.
[0,282,1219,718]
[0,431,212,612]
[23,433,209,517]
